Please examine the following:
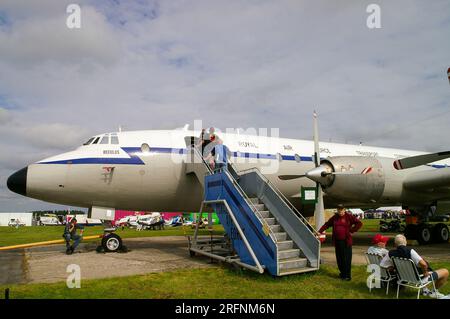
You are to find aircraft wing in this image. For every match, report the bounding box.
[403,167,450,190]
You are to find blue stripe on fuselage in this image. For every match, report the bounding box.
[428,164,447,169]
[38,146,448,168]
[38,147,188,165]
[38,147,314,165]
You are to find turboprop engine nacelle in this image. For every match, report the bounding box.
[307,156,386,203]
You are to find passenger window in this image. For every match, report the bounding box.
[111,136,119,144]
[92,137,100,144]
[83,137,95,146]
[100,135,109,144]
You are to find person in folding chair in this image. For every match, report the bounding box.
[367,234,389,257]
[380,234,449,298]
[366,234,396,294]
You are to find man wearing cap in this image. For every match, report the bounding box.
[367,234,389,257]
[319,204,362,281]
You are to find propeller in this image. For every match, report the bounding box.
[277,112,374,231]
[277,111,325,230]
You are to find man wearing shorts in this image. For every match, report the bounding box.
[380,234,448,298]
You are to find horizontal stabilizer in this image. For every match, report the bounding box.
[393,151,450,170]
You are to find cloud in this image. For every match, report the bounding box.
[0,2,121,67]
[0,107,10,124]
[0,0,449,211]
[0,108,92,149]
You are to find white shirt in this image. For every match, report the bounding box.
[380,247,423,268]
[367,246,389,257]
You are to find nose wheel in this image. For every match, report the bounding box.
[102,233,123,252]
[97,227,126,253]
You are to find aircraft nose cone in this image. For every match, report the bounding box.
[7,167,28,196]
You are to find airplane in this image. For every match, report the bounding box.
[66,214,103,226]
[38,213,62,226]
[6,121,450,247]
[135,212,164,230]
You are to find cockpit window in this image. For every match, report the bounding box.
[83,137,95,145]
[111,135,119,144]
[100,135,109,144]
[92,137,100,144]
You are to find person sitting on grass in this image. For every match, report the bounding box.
[367,233,389,257]
[380,234,449,298]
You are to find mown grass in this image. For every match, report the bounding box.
[2,263,449,299]
[359,219,383,233]
[0,225,225,247]
[1,219,384,248]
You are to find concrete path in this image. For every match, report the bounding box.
[1,236,212,285]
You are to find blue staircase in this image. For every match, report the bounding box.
[186,144,320,276]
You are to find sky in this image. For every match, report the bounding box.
[0,0,449,211]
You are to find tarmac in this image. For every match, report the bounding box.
[1,233,449,285]
[0,236,213,285]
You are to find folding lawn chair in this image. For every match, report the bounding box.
[365,252,397,295]
[391,256,436,299]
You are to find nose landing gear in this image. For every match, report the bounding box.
[96,225,128,253]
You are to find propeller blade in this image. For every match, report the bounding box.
[330,171,368,176]
[278,175,306,180]
[393,151,450,170]
[313,111,320,167]
[315,185,325,231]
[312,111,325,231]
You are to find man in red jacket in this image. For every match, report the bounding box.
[319,204,362,281]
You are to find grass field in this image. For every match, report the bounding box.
[1,219,448,299]
[0,225,225,247]
[0,219,385,247]
[2,262,449,299]
[358,219,383,232]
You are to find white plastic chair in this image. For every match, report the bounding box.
[391,256,436,299]
[365,252,397,295]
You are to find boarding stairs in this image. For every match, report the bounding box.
[185,139,320,276]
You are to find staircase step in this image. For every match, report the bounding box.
[270,225,281,232]
[259,210,270,218]
[252,203,266,212]
[277,240,294,251]
[279,267,318,276]
[278,257,308,271]
[248,197,260,205]
[278,249,300,259]
[274,232,287,241]
[264,217,276,225]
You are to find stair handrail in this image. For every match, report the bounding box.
[237,167,320,238]
[203,199,265,274]
[189,145,213,175]
[222,168,278,241]
[190,145,277,241]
